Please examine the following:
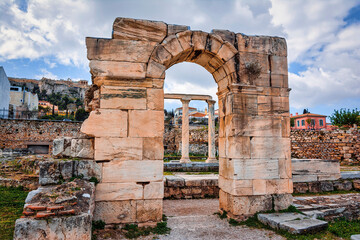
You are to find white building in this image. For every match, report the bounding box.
[0,67,10,118]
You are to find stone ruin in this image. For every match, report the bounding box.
[79,17,292,225]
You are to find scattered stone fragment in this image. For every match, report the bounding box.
[351,234,360,240]
[280,218,328,234]
[258,212,328,235]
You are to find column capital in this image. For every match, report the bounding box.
[206,99,216,105]
[180,98,191,104]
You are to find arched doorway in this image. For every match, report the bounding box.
[81,17,292,225]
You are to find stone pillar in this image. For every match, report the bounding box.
[180,98,191,163]
[206,100,217,163]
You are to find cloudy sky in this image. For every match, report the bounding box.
[0,0,359,118]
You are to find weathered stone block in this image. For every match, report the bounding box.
[233,158,279,180]
[81,109,127,138]
[236,34,287,56]
[146,59,166,79]
[95,137,143,161]
[129,110,164,137]
[353,180,360,190]
[320,182,334,192]
[192,31,208,50]
[100,86,147,110]
[73,160,101,181]
[226,136,251,158]
[53,137,72,157]
[270,56,288,75]
[333,181,353,191]
[250,137,290,159]
[144,181,164,199]
[95,182,143,201]
[211,29,236,46]
[166,176,185,187]
[167,24,189,36]
[94,200,136,224]
[89,60,146,79]
[279,158,292,179]
[293,182,309,193]
[14,213,92,240]
[143,137,163,160]
[218,176,253,196]
[113,18,167,42]
[39,161,60,185]
[308,182,321,193]
[102,160,163,183]
[70,138,94,159]
[136,199,163,222]
[266,179,292,194]
[273,194,293,211]
[147,88,164,110]
[86,38,157,62]
[162,35,183,58]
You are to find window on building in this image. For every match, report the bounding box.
[311,119,315,126]
[319,119,323,126]
[301,120,305,126]
[297,120,299,127]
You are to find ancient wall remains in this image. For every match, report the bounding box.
[82,17,292,224]
[291,129,360,165]
[0,119,83,151]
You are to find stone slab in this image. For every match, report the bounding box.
[100,86,147,110]
[341,171,360,179]
[258,213,306,229]
[351,235,360,240]
[112,17,167,42]
[89,60,146,79]
[258,213,328,235]
[102,160,163,183]
[280,218,328,234]
[80,109,127,138]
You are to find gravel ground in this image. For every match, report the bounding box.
[96,199,284,240]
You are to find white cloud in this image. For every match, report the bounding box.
[35,68,58,79]
[0,0,360,113]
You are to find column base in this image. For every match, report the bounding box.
[219,190,293,220]
[94,199,163,225]
[205,158,218,163]
[179,157,191,163]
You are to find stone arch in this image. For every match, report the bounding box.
[82,17,292,226]
[147,30,237,81]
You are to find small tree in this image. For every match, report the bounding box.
[75,108,89,121]
[330,108,360,127]
[290,118,295,127]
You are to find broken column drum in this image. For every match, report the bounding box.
[82,17,292,224]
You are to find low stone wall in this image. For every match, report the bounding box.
[291,129,360,165]
[164,175,219,199]
[164,175,360,199]
[164,162,219,172]
[0,119,83,152]
[292,159,340,182]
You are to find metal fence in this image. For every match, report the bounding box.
[0,108,40,120]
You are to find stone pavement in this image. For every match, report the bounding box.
[159,199,285,240]
[293,193,360,220]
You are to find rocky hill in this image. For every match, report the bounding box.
[8,77,89,100]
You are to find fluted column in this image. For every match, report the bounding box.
[206,100,217,163]
[180,98,191,163]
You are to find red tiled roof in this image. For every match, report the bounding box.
[291,113,327,119]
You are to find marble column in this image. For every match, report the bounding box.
[206,100,217,163]
[180,98,191,163]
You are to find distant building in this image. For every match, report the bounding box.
[0,67,10,118]
[38,100,58,114]
[291,112,327,130]
[10,86,39,111]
